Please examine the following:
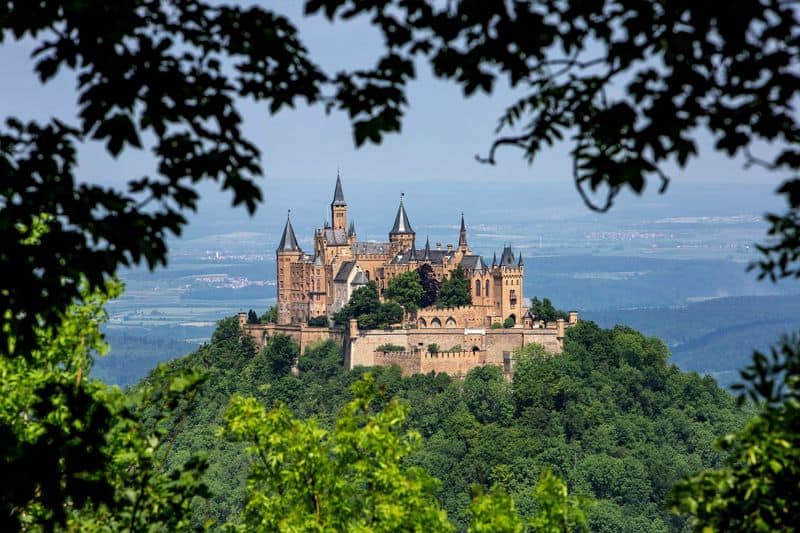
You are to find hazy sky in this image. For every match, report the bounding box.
[0,3,788,239]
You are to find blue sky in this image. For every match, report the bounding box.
[0,3,787,240]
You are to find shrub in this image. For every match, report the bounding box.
[376,343,405,352]
[428,343,439,354]
[307,315,328,327]
[491,322,503,329]
[503,317,515,329]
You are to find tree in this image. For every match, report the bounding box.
[262,334,300,378]
[247,309,258,324]
[529,297,569,323]
[503,317,516,329]
[333,282,381,326]
[670,334,800,530]
[417,264,440,308]
[223,374,454,531]
[307,315,328,327]
[385,270,424,313]
[437,266,472,309]
[307,0,800,281]
[260,306,278,324]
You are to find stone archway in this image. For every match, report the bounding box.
[418,317,427,328]
[430,317,442,328]
[445,317,457,328]
[471,345,480,353]
[508,314,516,325]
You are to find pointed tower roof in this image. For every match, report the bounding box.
[518,253,524,267]
[492,252,497,267]
[313,253,324,266]
[500,245,515,267]
[458,212,468,249]
[348,221,356,236]
[277,211,301,253]
[409,238,418,261]
[331,170,346,206]
[423,237,431,261]
[390,193,414,235]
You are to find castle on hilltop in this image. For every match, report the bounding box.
[240,173,578,377]
[276,173,526,328]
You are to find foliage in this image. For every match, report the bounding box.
[376,343,405,353]
[223,373,454,531]
[529,470,591,533]
[417,264,440,308]
[260,305,278,324]
[308,315,329,327]
[246,309,258,324]
[437,266,472,309]
[530,297,569,323]
[670,333,800,531]
[385,270,424,312]
[333,282,403,329]
[307,0,800,279]
[503,317,516,329]
[0,281,208,530]
[262,334,300,378]
[428,343,439,354]
[491,322,504,330]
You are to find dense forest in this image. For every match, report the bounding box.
[144,317,748,531]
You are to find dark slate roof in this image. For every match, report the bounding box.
[352,241,391,255]
[313,254,323,266]
[323,228,349,245]
[348,221,356,236]
[518,253,524,266]
[277,214,301,252]
[459,255,484,271]
[351,271,369,285]
[334,260,357,282]
[390,198,414,235]
[458,213,468,248]
[332,173,346,206]
[499,246,516,267]
[423,237,431,260]
[391,248,453,265]
[491,252,497,267]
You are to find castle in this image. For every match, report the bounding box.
[240,173,577,377]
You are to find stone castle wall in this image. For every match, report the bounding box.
[238,313,344,352]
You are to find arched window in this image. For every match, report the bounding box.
[475,279,481,296]
[418,318,427,328]
[365,271,370,280]
[430,317,442,328]
[485,279,490,296]
[445,317,457,328]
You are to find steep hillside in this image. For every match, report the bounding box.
[141,318,748,531]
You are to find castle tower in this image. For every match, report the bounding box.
[493,245,524,325]
[389,193,415,252]
[458,212,469,253]
[276,211,302,325]
[331,171,347,231]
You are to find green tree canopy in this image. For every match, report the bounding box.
[437,266,472,309]
[385,270,424,312]
[417,263,440,308]
[529,297,569,323]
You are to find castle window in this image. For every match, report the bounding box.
[485,280,490,296]
[475,280,481,296]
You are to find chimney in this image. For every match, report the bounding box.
[435,242,442,250]
[446,244,453,251]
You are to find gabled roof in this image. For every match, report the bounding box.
[351,271,369,285]
[391,248,453,265]
[352,242,391,255]
[332,172,346,206]
[390,196,414,235]
[323,228,349,246]
[334,260,357,282]
[459,255,485,271]
[277,213,301,252]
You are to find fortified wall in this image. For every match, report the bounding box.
[237,313,344,352]
[239,311,577,378]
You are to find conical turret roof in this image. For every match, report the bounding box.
[458,212,468,249]
[518,253,524,267]
[423,237,431,261]
[332,171,346,206]
[277,212,301,252]
[390,194,414,235]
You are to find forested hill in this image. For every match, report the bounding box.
[143,318,748,531]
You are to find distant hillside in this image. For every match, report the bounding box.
[524,256,797,312]
[585,295,800,387]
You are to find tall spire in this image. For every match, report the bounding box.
[518,252,524,267]
[390,193,414,235]
[409,237,418,261]
[492,252,497,267]
[458,212,468,251]
[348,221,356,237]
[332,170,346,206]
[277,210,301,252]
[423,236,431,261]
